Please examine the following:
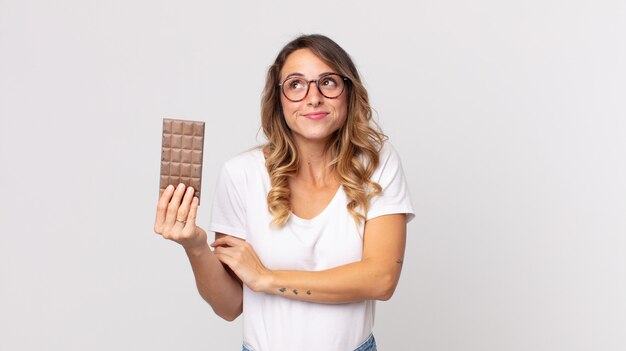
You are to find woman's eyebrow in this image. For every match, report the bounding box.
[284,72,304,80]
[283,72,336,80]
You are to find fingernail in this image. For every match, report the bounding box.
[167,184,174,191]
[178,183,184,190]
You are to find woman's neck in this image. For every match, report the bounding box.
[294,139,337,188]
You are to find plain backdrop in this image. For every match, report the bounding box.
[1,0,625,350]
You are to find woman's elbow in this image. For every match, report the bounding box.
[220,310,242,322]
[374,273,400,301]
[214,304,242,322]
[376,286,397,301]
[205,294,242,322]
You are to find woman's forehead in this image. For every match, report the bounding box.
[280,48,336,79]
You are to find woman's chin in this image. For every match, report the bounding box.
[293,131,335,145]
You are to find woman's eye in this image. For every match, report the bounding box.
[289,79,305,90]
[320,77,338,87]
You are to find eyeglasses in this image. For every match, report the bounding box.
[278,73,349,102]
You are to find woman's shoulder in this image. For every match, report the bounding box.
[222,146,265,171]
[216,147,266,191]
[377,140,403,165]
[369,141,406,180]
[379,140,397,157]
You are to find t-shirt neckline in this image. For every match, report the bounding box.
[289,184,343,225]
[254,148,344,226]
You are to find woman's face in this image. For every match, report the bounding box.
[279,48,348,147]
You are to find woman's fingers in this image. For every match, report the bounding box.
[214,250,236,269]
[214,246,243,272]
[211,235,245,248]
[155,183,196,236]
[154,184,175,233]
[184,196,199,230]
[213,242,268,292]
[177,186,195,224]
[153,184,207,250]
[213,246,229,258]
[165,183,190,226]
[214,245,238,257]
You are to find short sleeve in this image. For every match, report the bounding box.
[208,162,248,239]
[366,143,415,223]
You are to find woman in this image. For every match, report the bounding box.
[154,34,414,351]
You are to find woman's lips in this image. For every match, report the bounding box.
[303,112,329,120]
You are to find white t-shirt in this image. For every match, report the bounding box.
[208,142,414,351]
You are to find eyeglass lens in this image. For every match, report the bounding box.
[281,74,345,102]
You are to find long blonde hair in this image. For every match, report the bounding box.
[260,34,386,226]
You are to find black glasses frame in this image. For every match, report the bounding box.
[278,73,350,102]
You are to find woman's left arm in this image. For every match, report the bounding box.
[211,213,407,304]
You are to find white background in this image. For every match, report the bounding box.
[1,0,625,350]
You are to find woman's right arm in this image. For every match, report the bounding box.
[153,183,243,321]
[184,232,243,321]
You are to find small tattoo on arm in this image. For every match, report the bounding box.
[279,288,311,296]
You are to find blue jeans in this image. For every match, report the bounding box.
[242,333,377,351]
[354,333,377,351]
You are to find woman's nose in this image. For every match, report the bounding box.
[305,81,323,106]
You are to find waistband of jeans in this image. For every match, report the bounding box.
[242,333,376,351]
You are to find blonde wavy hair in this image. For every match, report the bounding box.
[260,34,387,227]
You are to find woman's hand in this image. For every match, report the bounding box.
[210,236,271,292]
[154,183,207,252]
